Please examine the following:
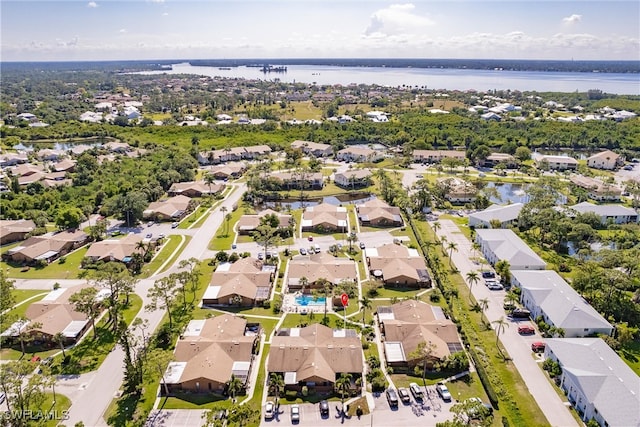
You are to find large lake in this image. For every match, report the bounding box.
[135,63,640,95]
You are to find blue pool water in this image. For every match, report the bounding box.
[295,295,326,306]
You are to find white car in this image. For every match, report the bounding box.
[264,401,275,420]
[436,382,452,401]
[290,404,300,422]
[487,282,504,291]
[409,382,424,400]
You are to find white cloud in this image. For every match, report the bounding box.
[148,0,165,3]
[162,12,169,16]
[119,29,127,33]
[562,14,582,24]
[364,3,433,37]
[87,1,98,8]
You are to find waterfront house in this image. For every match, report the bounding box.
[567,202,638,224]
[569,176,622,202]
[356,198,403,227]
[587,150,623,170]
[475,229,546,270]
[290,140,333,158]
[336,146,381,163]
[301,203,347,232]
[236,209,293,235]
[271,171,324,190]
[334,169,372,189]
[533,153,578,171]
[412,150,466,164]
[468,203,524,228]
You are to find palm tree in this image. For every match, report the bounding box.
[316,278,330,320]
[53,332,66,358]
[225,213,232,238]
[227,374,243,403]
[204,173,215,195]
[432,221,441,242]
[335,373,353,421]
[220,206,228,236]
[478,297,490,313]
[359,296,372,325]
[269,373,284,408]
[446,241,458,267]
[492,317,509,357]
[466,270,480,300]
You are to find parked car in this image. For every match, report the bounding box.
[319,400,329,416]
[531,342,546,353]
[487,282,504,291]
[308,236,314,241]
[503,301,516,310]
[171,222,179,228]
[510,308,531,319]
[518,325,535,335]
[231,243,237,249]
[299,247,307,255]
[359,241,366,249]
[257,252,264,260]
[409,382,424,400]
[436,382,452,401]
[145,233,153,239]
[398,387,411,404]
[481,271,495,279]
[466,397,493,418]
[264,401,275,420]
[386,388,399,408]
[290,404,300,423]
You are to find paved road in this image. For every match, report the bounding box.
[434,219,578,427]
[9,183,247,427]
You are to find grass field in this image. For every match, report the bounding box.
[141,235,191,277]
[2,246,88,280]
[178,204,210,229]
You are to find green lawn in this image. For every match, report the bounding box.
[619,340,640,375]
[10,289,48,306]
[279,313,345,329]
[177,204,211,229]
[158,393,232,410]
[3,246,88,279]
[1,290,48,331]
[209,203,245,250]
[141,235,190,277]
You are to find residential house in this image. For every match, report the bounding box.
[377,300,462,371]
[356,198,403,227]
[268,324,363,393]
[3,230,90,265]
[271,171,324,190]
[587,150,624,170]
[301,203,347,232]
[163,314,258,394]
[475,229,547,270]
[201,258,273,306]
[568,202,638,224]
[468,203,524,228]
[143,195,196,221]
[569,176,622,202]
[412,150,466,164]
[544,338,640,427]
[336,146,382,163]
[533,153,578,171]
[334,169,372,189]
[286,252,357,291]
[168,181,225,197]
[208,162,247,180]
[0,152,28,167]
[436,177,477,204]
[52,159,76,173]
[511,270,613,338]
[365,243,431,287]
[84,234,144,263]
[236,209,292,235]
[481,153,518,168]
[1,285,108,345]
[0,219,36,244]
[103,141,131,153]
[290,140,333,158]
[37,149,65,162]
[197,145,271,165]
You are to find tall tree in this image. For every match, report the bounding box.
[0,272,16,326]
[52,332,67,358]
[227,374,243,402]
[69,286,100,339]
[359,295,372,325]
[335,373,353,421]
[269,372,284,408]
[492,317,509,357]
[446,241,458,267]
[220,206,229,236]
[466,270,480,300]
[146,276,179,329]
[179,257,202,302]
[92,263,133,331]
[409,340,437,386]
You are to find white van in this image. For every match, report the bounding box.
[314,244,321,253]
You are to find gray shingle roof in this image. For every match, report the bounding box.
[546,338,640,427]
[476,229,546,268]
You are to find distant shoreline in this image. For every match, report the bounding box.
[1,58,639,74]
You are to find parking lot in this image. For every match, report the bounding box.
[260,384,456,426]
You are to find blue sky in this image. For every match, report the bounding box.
[1,1,638,61]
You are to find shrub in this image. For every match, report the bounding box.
[558,262,571,272]
[58,257,66,264]
[301,386,308,397]
[429,291,441,302]
[228,252,239,263]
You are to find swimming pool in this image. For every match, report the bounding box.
[295,295,326,306]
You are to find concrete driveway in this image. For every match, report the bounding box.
[433,219,578,427]
[145,409,207,426]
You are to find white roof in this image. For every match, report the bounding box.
[513,270,612,332]
[469,203,524,224]
[546,338,640,427]
[202,286,221,300]
[1,319,29,337]
[364,248,378,257]
[164,361,187,384]
[183,319,207,337]
[476,229,546,268]
[384,342,406,363]
[62,320,89,338]
[231,361,251,380]
[570,202,637,218]
[43,288,67,301]
[284,371,297,385]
